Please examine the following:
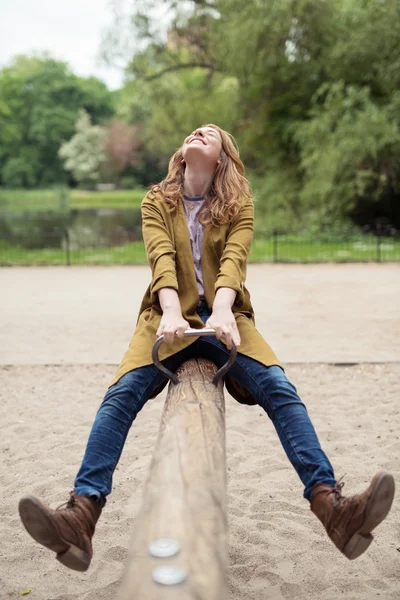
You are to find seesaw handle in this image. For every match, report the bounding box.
[152,328,237,386]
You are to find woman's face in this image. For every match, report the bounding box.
[181,126,222,165]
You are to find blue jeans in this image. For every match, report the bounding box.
[74,302,336,506]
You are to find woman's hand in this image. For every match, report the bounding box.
[207,287,241,350]
[206,306,241,350]
[156,307,189,344]
[157,288,189,344]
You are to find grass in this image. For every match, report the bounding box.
[0,241,148,266]
[70,189,145,210]
[250,235,400,263]
[0,188,146,213]
[1,236,399,266]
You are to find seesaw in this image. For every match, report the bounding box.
[117,328,237,600]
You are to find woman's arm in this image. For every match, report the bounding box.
[214,196,254,297]
[206,197,254,349]
[142,196,189,343]
[142,196,179,297]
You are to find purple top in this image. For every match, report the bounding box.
[183,194,205,298]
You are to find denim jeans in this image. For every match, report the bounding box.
[74,301,336,506]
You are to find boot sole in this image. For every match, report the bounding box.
[343,473,395,560]
[19,496,91,572]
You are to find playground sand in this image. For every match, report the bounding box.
[1,264,399,600]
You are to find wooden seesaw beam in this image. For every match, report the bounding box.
[117,329,236,600]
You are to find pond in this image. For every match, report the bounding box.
[0,208,143,250]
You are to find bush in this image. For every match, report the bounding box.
[1,158,37,188]
[119,176,139,190]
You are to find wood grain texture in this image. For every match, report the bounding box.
[118,358,228,600]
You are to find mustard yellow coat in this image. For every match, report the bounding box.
[110,190,281,405]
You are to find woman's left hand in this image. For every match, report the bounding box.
[205,307,241,350]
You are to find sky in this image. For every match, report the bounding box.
[0,0,125,89]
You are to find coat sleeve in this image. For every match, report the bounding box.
[141,195,178,297]
[214,197,254,296]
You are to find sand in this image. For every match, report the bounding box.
[1,264,399,599]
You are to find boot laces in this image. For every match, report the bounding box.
[328,475,346,505]
[56,490,77,511]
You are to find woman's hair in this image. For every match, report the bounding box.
[149,124,253,226]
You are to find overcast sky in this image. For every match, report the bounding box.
[0,0,125,89]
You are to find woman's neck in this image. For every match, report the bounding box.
[183,165,214,198]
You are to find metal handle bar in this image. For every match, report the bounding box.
[152,328,237,386]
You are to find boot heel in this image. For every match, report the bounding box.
[57,544,91,572]
[343,532,373,560]
[362,473,395,533]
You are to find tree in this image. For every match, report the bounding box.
[0,54,115,188]
[295,82,400,225]
[101,0,400,227]
[59,110,107,187]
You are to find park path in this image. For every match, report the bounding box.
[1,263,399,365]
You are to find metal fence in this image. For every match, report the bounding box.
[1,224,399,265]
[251,229,400,263]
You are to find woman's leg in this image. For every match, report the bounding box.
[194,307,394,559]
[196,335,395,559]
[74,345,195,506]
[195,330,335,501]
[18,344,196,571]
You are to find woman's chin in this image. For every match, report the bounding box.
[184,149,217,168]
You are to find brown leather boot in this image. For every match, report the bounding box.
[311,472,395,560]
[18,492,102,571]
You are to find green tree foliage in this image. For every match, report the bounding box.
[295,82,400,224]
[119,68,239,168]
[0,55,115,188]
[104,0,239,172]
[103,0,400,228]
[3,2,399,228]
[59,110,107,186]
[293,0,400,227]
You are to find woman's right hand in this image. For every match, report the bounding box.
[156,308,189,344]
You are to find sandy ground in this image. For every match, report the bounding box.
[1,264,399,600]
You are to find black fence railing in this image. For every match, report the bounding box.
[250,229,400,263]
[1,225,399,265]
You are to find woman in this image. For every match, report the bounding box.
[19,124,395,572]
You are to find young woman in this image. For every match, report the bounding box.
[19,124,395,572]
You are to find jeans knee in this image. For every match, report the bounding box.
[100,378,139,415]
[267,368,298,395]
[258,368,306,416]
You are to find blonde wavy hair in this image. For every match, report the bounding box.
[149,124,253,226]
